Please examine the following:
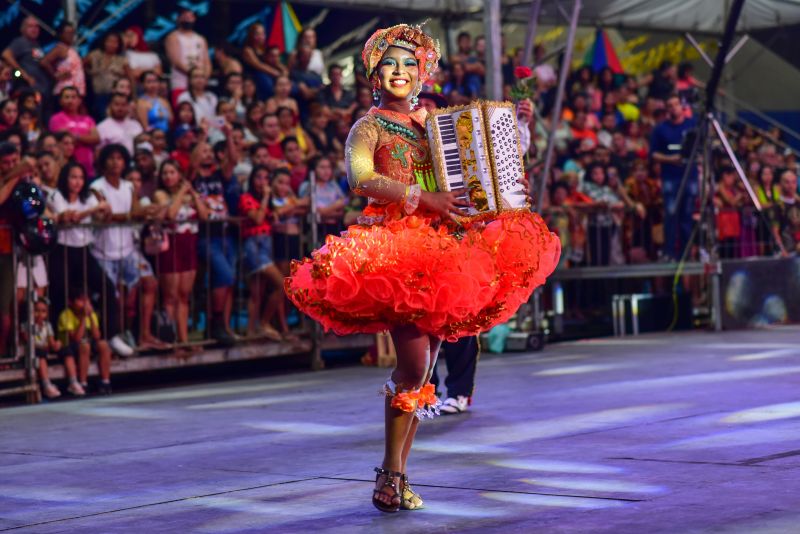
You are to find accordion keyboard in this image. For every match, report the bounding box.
[435,114,469,203]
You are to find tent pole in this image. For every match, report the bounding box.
[522,0,542,67]
[63,0,78,24]
[534,0,581,212]
[684,33,714,67]
[484,0,503,100]
[725,35,748,63]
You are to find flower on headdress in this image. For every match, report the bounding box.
[362,24,440,84]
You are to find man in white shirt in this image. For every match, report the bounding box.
[91,144,166,351]
[97,93,143,155]
[165,8,210,104]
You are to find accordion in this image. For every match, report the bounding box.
[426,100,529,220]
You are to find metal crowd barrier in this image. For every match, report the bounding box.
[542,203,781,271]
[0,216,341,403]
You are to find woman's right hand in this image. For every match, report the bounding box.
[419,189,471,218]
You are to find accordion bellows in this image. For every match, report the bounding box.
[285,102,561,340]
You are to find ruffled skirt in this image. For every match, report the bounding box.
[285,207,561,341]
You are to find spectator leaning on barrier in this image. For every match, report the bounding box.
[90,144,165,352]
[47,160,133,358]
[152,159,208,356]
[0,142,32,357]
[774,170,800,257]
[190,128,238,346]
[239,165,290,341]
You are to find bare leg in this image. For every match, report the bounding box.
[176,271,196,343]
[246,274,263,336]
[96,340,111,381]
[223,287,234,335]
[139,276,162,347]
[37,357,49,382]
[260,265,287,334]
[160,273,180,335]
[374,324,431,508]
[401,335,442,473]
[0,313,11,357]
[63,355,78,381]
[78,342,90,383]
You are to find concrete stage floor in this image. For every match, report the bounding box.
[3,328,800,533]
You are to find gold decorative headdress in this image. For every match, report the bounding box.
[362,23,441,85]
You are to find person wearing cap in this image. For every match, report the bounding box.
[170,125,197,175]
[133,142,159,200]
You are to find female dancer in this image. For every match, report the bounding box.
[285,24,561,513]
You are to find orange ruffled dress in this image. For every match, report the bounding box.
[285,107,561,341]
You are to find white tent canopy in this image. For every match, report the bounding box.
[309,0,800,34]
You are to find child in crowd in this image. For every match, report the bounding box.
[299,155,345,237]
[58,288,113,395]
[31,297,84,398]
[238,165,292,341]
[270,167,308,277]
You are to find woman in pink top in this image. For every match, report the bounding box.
[41,23,86,96]
[48,87,100,177]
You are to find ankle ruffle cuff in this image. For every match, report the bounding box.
[382,379,442,419]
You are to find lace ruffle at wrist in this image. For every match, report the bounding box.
[402,184,421,215]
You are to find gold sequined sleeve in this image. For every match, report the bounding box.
[345,116,407,203]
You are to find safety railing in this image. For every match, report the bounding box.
[542,202,783,270]
[0,216,343,403]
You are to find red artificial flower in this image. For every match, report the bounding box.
[514,66,533,80]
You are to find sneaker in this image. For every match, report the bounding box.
[97,382,113,396]
[439,396,470,415]
[42,383,61,399]
[110,334,135,358]
[67,382,86,397]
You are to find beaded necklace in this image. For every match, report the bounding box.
[374,115,419,141]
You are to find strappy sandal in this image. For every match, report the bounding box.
[401,474,424,510]
[372,467,403,513]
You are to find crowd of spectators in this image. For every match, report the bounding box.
[0,10,797,396]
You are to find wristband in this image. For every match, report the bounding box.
[403,184,421,215]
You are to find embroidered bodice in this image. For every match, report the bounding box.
[345,107,437,207]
